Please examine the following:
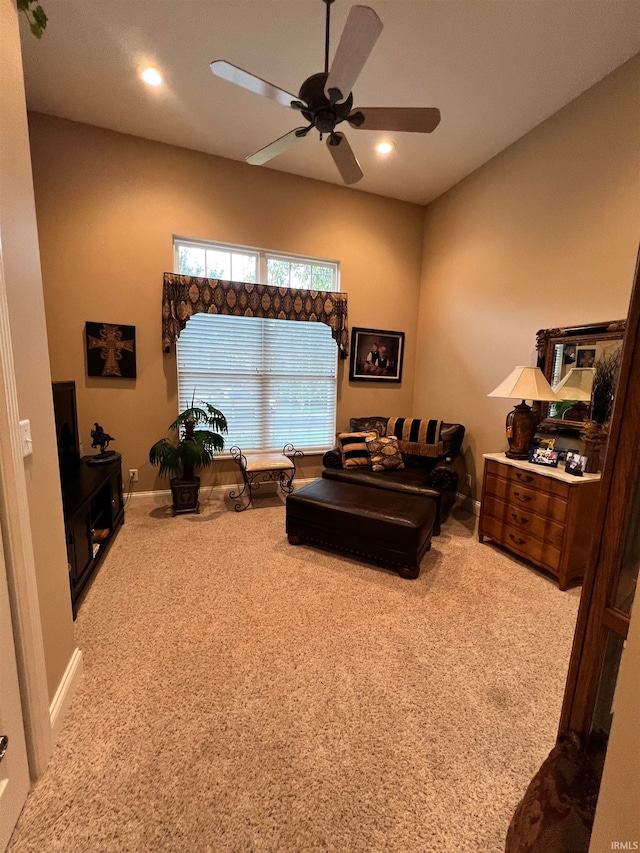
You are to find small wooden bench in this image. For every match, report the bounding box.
[229,444,304,511]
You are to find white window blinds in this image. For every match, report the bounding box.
[174,239,338,453]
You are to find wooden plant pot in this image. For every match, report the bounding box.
[170,476,200,516]
[583,438,603,474]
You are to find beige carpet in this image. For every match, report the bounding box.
[9,495,579,852]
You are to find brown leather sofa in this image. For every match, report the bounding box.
[322,416,466,534]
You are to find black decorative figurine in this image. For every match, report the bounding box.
[87,423,121,465]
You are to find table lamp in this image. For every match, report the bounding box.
[488,366,560,459]
[553,367,595,422]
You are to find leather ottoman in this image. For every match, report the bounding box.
[286,478,436,579]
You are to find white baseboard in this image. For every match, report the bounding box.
[455,491,481,516]
[128,477,320,508]
[288,477,318,489]
[130,482,476,515]
[128,488,173,507]
[50,647,83,742]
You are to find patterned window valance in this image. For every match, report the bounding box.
[162,273,349,357]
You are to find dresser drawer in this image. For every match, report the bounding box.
[485,459,569,499]
[482,495,565,548]
[484,474,568,523]
[482,514,562,572]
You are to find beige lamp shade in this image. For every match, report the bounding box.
[553,367,595,401]
[487,366,560,402]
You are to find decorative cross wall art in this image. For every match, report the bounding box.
[85,322,136,378]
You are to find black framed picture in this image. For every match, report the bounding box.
[576,347,596,368]
[565,451,587,476]
[529,446,560,467]
[349,327,405,383]
[85,322,136,378]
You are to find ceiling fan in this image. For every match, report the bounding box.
[210,0,441,185]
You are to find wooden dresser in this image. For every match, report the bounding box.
[479,452,601,590]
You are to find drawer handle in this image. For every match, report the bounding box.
[511,513,528,525]
[515,472,534,483]
[509,533,526,546]
[513,491,531,503]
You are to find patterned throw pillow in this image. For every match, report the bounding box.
[387,417,443,458]
[365,435,406,472]
[337,431,378,469]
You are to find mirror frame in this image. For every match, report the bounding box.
[536,320,626,434]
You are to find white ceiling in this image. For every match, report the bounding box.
[19,1,640,205]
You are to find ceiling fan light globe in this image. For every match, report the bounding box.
[141,67,162,87]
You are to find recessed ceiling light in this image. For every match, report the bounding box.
[141,67,163,87]
[375,141,395,155]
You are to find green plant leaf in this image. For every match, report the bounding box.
[149,438,182,479]
[149,402,227,480]
[33,5,48,28]
[200,402,228,433]
[19,0,47,38]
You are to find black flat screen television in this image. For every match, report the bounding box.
[52,381,81,464]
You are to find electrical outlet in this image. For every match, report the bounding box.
[129,469,139,482]
[465,474,472,488]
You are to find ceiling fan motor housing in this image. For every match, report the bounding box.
[297,72,353,134]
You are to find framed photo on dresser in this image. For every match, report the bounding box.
[565,451,587,476]
[529,446,560,467]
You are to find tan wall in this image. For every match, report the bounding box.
[415,54,640,497]
[1,0,75,700]
[28,114,425,492]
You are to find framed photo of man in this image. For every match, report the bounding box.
[349,327,405,383]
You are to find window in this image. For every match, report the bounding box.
[174,238,339,453]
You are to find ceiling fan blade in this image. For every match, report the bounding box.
[324,6,383,103]
[326,133,363,185]
[246,128,306,166]
[351,107,441,133]
[210,60,298,109]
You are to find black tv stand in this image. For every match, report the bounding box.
[60,455,124,618]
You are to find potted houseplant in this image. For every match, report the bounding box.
[580,347,622,473]
[149,401,228,515]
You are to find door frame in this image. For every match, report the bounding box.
[0,520,31,851]
[0,237,52,779]
[559,247,640,737]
